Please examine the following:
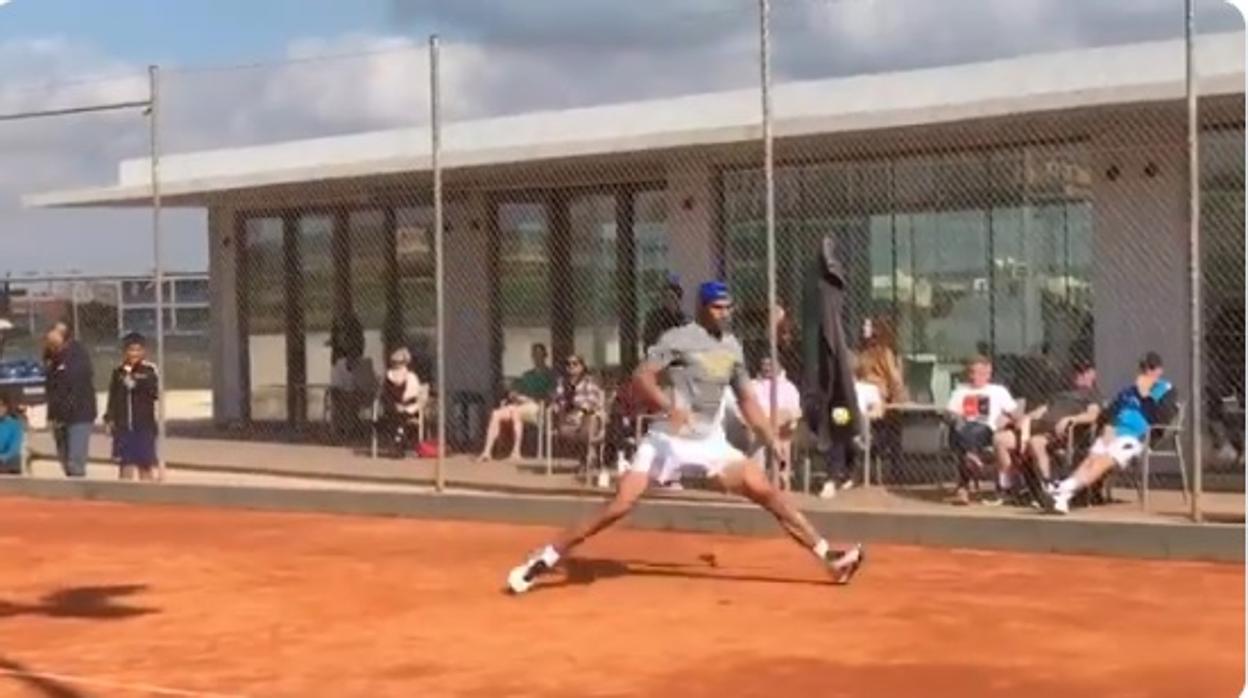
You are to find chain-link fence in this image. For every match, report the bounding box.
[747,0,1245,519]
[3,0,1242,521]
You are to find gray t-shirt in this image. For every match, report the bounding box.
[645,322,750,438]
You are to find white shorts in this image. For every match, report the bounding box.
[626,429,748,485]
[1090,435,1144,468]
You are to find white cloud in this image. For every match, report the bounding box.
[0,0,1243,277]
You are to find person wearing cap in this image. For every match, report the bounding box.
[642,274,687,352]
[104,332,160,481]
[505,280,864,594]
[1045,351,1177,514]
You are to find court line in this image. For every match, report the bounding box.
[0,667,248,698]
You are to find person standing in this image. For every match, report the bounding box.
[44,324,96,478]
[801,236,861,499]
[104,333,160,481]
[642,275,687,352]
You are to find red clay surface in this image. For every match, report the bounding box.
[0,495,1242,698]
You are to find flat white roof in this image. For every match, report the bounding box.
[27,31,1246,208]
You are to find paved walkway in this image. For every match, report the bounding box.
[25,431,1244,527]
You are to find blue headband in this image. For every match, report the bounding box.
[698,280,731,306]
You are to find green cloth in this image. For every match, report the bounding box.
[513,368,556,401]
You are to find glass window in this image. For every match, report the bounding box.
[498,202,550,380]
[721,144,1095,403]
[347,209,389,372]
[173,278,210,304]
[121,308,171,335]
[242,216,286,421]
[175,306,210,334]
[1201,127,1245,411]
[396,205,436,338]
[299,214,335,422]
[895,156,992,364]
[120,280,173,305]
[634,189,671,355]
[570,193,619,371]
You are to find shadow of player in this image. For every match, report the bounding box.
[517,556,837,595]
[0,655,90,698]
[0,584,157,621]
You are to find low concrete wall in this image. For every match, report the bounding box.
[0,478,1239,563]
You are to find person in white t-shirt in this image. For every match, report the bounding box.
[945,354,1021,506]
[748,357,802,488]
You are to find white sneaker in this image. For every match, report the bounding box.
[507,563,537,594]
[1052,493,1071,515]
[826,543,866,585]
[506,548,556,594]
[819,481,837,499]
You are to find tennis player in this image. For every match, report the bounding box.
[506,281,864,594]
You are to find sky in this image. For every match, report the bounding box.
[0,0,1242,277]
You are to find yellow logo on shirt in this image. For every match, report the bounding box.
[693,351,737,380]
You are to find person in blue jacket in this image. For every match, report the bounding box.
[1047,351,1178,514]
[0,394,23,475]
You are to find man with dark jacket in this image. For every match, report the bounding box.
[44,325,96,478]
[801,235,862,496]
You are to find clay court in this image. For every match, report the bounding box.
[0,495,1241,698]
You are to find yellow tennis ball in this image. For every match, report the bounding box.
[831,407,850,425]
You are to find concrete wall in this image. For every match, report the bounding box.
[444,194,493,398]
[1090,113,1191,393]
[665,159,718,315]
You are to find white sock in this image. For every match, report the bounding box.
[1057,478,1079,496]
[998,472,1014,490]
[813,539,830,560]
[538,545,560,567]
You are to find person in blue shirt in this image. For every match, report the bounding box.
[1047,351,1178,514]
[0,394,24,475]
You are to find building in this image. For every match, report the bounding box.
[28,33,1246,433]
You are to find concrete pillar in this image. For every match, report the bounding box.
[208,205,243,424]
[665,160,717,315]
[443,193,492,399]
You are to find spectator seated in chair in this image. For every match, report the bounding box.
[944,354,1024,506]
[1014,359,1102,502]
[479,343,556,462]
[0,394,23,475]
[1045,351,1178,515]
[549,355,607,471]
[602,378,658,473]
[377,347,429,456]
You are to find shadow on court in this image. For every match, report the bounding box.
[0,656,90,698]
[0,585,157,621]
[520,556,838,594]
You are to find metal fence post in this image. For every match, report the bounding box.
[1185,0,1204,522]
[759,0,780,486]
[430,35,446,494]
[149,64,168,483]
